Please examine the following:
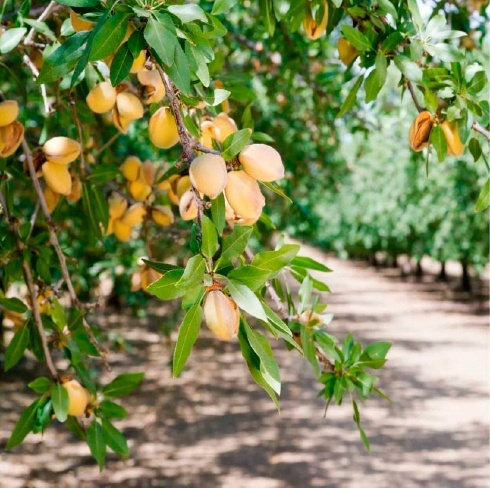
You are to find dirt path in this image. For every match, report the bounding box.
[0,243,488,488]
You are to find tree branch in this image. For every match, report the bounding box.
[472,122,490,142]
[23,54,52,115]
[24,1,57,47]
[406,80,424,113]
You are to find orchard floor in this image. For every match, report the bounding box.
[0,243,489,488]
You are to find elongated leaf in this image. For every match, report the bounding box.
[87,420,106,471]
[51,384,69,423]
[0,28,27,54]
[0,296,27,313]
[251,244,300,273]
[55,0,99,6]
[291,256,332,272]
[89,12,130,61]
[337,76,363,118]
[167,43,191,94]
[177,255,206,290]
[102,372,145,398]
[211,192,226,235]
[212,0,240,15]
[475,178,490,212]
[101,418,129,457]
[110,43,132,86]
[227,280,268,322]
[228,265,271,291]
[142,259,180,274]
[173,304,203,377]
[167,4,207,23]
[98,400,128,419]
[4,324,30,371]
[146,269,185,299]
[144,15,177,66]
[221,226,253,260]
[341,26,372,52]
[260,181,292,203]
[201,215,219,259]
[221,129,252,160]
[28,377,52,394]
[82,181,109,237]
[6,399,41,450]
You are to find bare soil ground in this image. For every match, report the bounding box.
[0,243,488,488]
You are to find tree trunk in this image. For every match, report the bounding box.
[461,261,472,292]
[415,259,423,278]
[437,261,447,282]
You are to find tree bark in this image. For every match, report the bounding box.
[461,261,472,292]
[437,261,447,282]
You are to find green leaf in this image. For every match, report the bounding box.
[211,192,226,235]
[22,19,56,42]
[407,0,423,31]
[251,244,300,273]
[0,296,27,313]
[173,304,203,377]
[430,125,447,162]
[4,324,30,371]
[6,398,41,450]
[167,4,207,23]
[364,68,382,103]
[51,297,66,332]
[54,0,99,6]
[82,181,109,238]
[260,181,292,203]
[378,0,398,19]
[341,25,372,52]
[89,12,131,61]
[221,226,253,260]
[87,420,106,472]
[110,43,132,86]
[146,269,186,300]
[475,178,490,212]
[468,138,482,162]
[227,280,268,322]
[394,55,423,84]
[228,265,271,291]
[201,215,219,259]
[202,88,231,107]
[177,255,206,290]
[221,129,252,160]
[291,256,332,272]
[102,372,145,398]
[66,416,86,440]
[145,15,177,67]
[28,377,52,394]
[98,400,128,419]
[101,418,129,457]
[0,28,27,54]
[212,0,240,15]
[337,76,363,118]
[142,259,180,274]
[363,342,391,360]
[167,43,191,94]
[51,384,69,423]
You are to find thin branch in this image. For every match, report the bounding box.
[26,200,40,241]
[69,92,87,175]
[95,132,120,156]
[23,54,52,115]
[406,80,424,113]
[472,122,490,142]
[24,1,57,46]
[190,142,221,155]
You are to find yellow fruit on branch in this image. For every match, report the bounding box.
[213,113,238,143]
[299,310,323,328]
[130,50,147,74]
[86,82,117,114]
[121,156,141,182]
[225,171,265,220]
[37,289,53,315]
[409,111,434,152]
[139,160,156,186]
[175,176,191,199]
[66,177,82,203]
[179,189,198,221]
[137,69,165,104]
[113,218,132,242]
[42,161,72,195]
[43,136,81,165]
[43,186,60,212]
[115,92,144,121]
[189,154,228,199]
[441,120,464,156]
[70,10,93,32]
[199,120,218,149]
[303,0,328,40]
[238,143,284,182]
[338,38,359,66]
[203,290,240,340]
[121,203,147,227]
[0,121,24,157]
[108,193,128,219]
[148,107,180,149]
[0,100,19,127]
[151,205,174,226]
[128,180,152,201]
[62,379,90,416]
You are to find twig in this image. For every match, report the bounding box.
[472,122,490,142]
[26,200,40,240]
[406,80,424,113]
[190,142,221,155]
[95,132,120,156]
[69,92,87,175]
[23,54,52,115]
[24,1,57,46]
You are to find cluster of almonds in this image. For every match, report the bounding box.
[40,136,83,211]
[303,0,329,40]
[0,100,24,158]
[409,111,464,156]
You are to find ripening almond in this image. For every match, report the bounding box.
[86,82,117,114]
[151,205,174,226]
[137,69,165,104]
[303,0,328,40]
[130,50,147,74]
[299,310,323,328]
[156,173,176,191]
[203,290,240,341]
[42,161,72,195]
[66,177,82,203]
[409,111,434,152]
[113,110,132,134]
[105,217,115,235]
[213,113,237,143]
[179,189,198,220]
[70,10,93,32]
[239,144,284,182]
[189,154,228,199]
[441,120,464,156]
[121,203,146,227]
[43,137,81,165]
[116,92,144,121]
[43,186,60,213]
[0,100,19,127]
[141,267,161,290]
[225,171,265,219]
[140,160,156,186]
[113,218,132,242]
[175,176,191,199]
[229,214,261,227]
[338,38,358,66]
[148,107,180,149]
[200,120,218,148]
[128,180,152,201]
[36,289,53,315]
[108,194,128,219]
[0,121,24,157]
[62,379,90,416]
[121,156,141,181]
